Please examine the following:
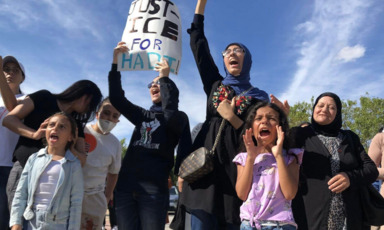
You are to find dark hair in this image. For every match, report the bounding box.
[54,80,102,123]
[238,102,292,153]
[43,112,77,151]
[379,127,384,133]
[97,97,111,112]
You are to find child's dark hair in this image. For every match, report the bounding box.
[54,80,103,124]
[43,112,77,151]
[238,102,292,153]
[97,97,111,112]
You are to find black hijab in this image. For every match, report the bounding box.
[311,92,342,137]
[149,102,163,113]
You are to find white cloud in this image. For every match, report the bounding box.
[279,0,381,104]
[335,45,366,62]
[0,0,102,40]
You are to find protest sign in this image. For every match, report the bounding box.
[118,0,182,75]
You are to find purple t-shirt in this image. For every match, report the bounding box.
[233,149,304,228]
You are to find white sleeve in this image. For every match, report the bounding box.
[108,140,122,174]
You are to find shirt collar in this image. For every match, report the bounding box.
[37,147,76,162]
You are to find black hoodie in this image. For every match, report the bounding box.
[108,64,191,194]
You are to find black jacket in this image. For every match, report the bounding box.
[108,64,191,194]
[291,126,378,230]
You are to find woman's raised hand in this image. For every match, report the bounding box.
[113,41,129,64]
[271,125,285,158]
[243,128,264,160]
[155,58,170,78]
[31,118,49,140]
[270,94,290,116]
[195,0,208,15]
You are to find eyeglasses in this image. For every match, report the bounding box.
[222,48,245,57]
[147,80,161,89]
[3,67,21,74]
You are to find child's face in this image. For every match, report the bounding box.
[252,106,280,146]
[45,115,73,148]
[96,103,120,123]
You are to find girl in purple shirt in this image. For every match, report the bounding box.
[233,102,303,230]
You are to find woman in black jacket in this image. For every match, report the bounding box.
[291,92,378,230]
[109,42,191,230]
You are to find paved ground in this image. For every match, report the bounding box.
[165,213,175,230]
[103,211,175,230]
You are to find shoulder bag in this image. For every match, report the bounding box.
[179,86,254,183]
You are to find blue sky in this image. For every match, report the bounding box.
[1,0,384,141]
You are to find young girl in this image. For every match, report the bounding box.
[3,79,102,209]
[10,112,84,230]
[233,102,303,230]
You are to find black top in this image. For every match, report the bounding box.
[291,126,378,230]
[13,90,85,168]
[108,64,190,195]
[179,15,263,225]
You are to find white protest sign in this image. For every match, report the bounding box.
[118,0,182,75]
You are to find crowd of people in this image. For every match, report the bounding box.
[0,0,383,229]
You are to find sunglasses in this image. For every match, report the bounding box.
[147,80,161,89]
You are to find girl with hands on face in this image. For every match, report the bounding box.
[233,102,303,230]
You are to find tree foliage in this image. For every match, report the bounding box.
[289,93,384,151]
[120,138,128,159]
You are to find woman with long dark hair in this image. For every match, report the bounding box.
[3,79,102,211]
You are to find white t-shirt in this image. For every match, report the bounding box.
[33,159,64,211]
[0,94,26,167]
[83,123,122,195]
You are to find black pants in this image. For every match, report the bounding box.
[103,200,117,227]
[0,166,12,229]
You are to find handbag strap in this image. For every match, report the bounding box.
[210,86,254,154]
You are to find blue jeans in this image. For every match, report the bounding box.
[115,191,169,230]
[190,209,239,230]
[240,220,297,230]
[27,209,67,230]
[0,166,12,229]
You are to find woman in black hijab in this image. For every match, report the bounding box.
[291,92,378,230]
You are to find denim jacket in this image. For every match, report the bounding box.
[10,148,84,229]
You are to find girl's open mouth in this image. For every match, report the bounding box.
[259,129,271,139]
[50,134,59,142]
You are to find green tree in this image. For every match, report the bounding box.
[342,94,384,150]
[120,138,128,159]
[288,97,313,127]
[289,93,384,151]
